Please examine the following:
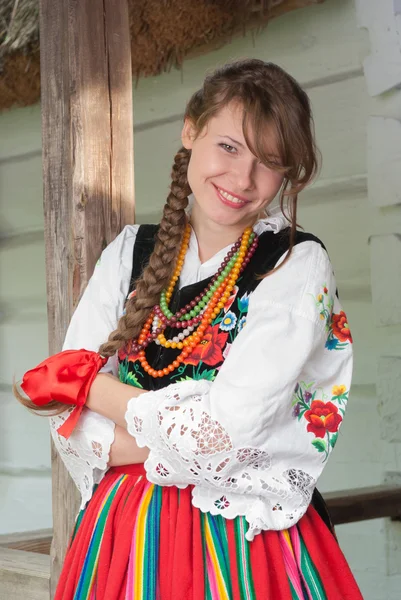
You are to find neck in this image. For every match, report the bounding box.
[190,203,254,263]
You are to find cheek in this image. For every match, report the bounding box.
[261,171,284,198]
[190,145,229,181]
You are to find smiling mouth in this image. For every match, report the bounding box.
[214,185,250,205]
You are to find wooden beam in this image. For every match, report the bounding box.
[0,547,50,600]
[325,485,401,525]
[0,529,52,556]
[39,0,134,596]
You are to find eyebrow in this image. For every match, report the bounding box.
[218,135,245,149]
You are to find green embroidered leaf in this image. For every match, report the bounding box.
[329,433,338,448]
[175,376,195,382]
[199,368,217,381]
[190,368,217,381]
[118,359,129,382]
[125,372,143,389]
[312,439,327,453]
[118,359,143,388]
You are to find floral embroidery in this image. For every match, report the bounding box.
[156,463,170,477]
[292,403,301,418]
[172,364,218,383]
[220,311,237,332]
[332,384,347,399]
[237,292,250,313]
[184,324,228,367]
[313,286,352,350]
[304,401,342,439]
[314,285,334,330]
[327,311,353,348]
[214,286,251,342]
[292,381,347,461]
[118,357,144,388]
[122,279,251,388]
[133,415,143,432]
[91,441,103,458]
[238,315,247,332]
[214,495,230,510]
[118,342,140,363]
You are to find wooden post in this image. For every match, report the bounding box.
[39,0,134,595]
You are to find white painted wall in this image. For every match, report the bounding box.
[1,0,400,597]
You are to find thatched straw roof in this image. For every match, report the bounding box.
[0,0,322,111]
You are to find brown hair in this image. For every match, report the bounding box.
[15,59,318,416]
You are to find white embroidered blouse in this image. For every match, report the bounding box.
[50,207,353,541]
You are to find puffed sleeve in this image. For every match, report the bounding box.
[50,224,139,508]
[125,241,353,540]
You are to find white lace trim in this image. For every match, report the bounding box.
[126,380,315,541]
[50,408,115,509]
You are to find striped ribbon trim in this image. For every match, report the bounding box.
[73,475,128,600]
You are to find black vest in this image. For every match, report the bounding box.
[118,224,325,392]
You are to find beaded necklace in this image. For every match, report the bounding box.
[131,223,259,378]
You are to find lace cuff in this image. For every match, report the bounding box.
[50,407,115,508]
[125,380,314,541]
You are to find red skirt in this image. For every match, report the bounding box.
[55,464,363,600]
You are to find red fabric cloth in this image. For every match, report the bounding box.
[20,349,107,438]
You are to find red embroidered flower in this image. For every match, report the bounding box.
[185,324,228,367]
[118,342,140,363]
[304,400,342,438]
[331,311,353,343]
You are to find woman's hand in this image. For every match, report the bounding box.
[87,373,146,429]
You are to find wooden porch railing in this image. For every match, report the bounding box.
[1,485,400,599]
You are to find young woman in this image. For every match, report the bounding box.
[17,59,362,599]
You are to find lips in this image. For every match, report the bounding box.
[213,184,250,208]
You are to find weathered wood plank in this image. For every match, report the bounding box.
[0,529,52,555]
[0,547,50,600]
[39,0,134,595]
[325,485,401,525]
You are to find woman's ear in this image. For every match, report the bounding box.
[181,119,196,150]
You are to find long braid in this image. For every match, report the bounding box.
[98,147,191,358]
[14,148,191,417]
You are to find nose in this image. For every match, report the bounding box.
[234,158,256,191]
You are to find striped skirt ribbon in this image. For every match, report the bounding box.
[55,464,363,600]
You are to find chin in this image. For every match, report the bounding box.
[213,214,249,230]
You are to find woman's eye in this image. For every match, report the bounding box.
[219,143,236,154]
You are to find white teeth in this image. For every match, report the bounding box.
[218,188,245,204]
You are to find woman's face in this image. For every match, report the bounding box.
[182,102,284,232]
